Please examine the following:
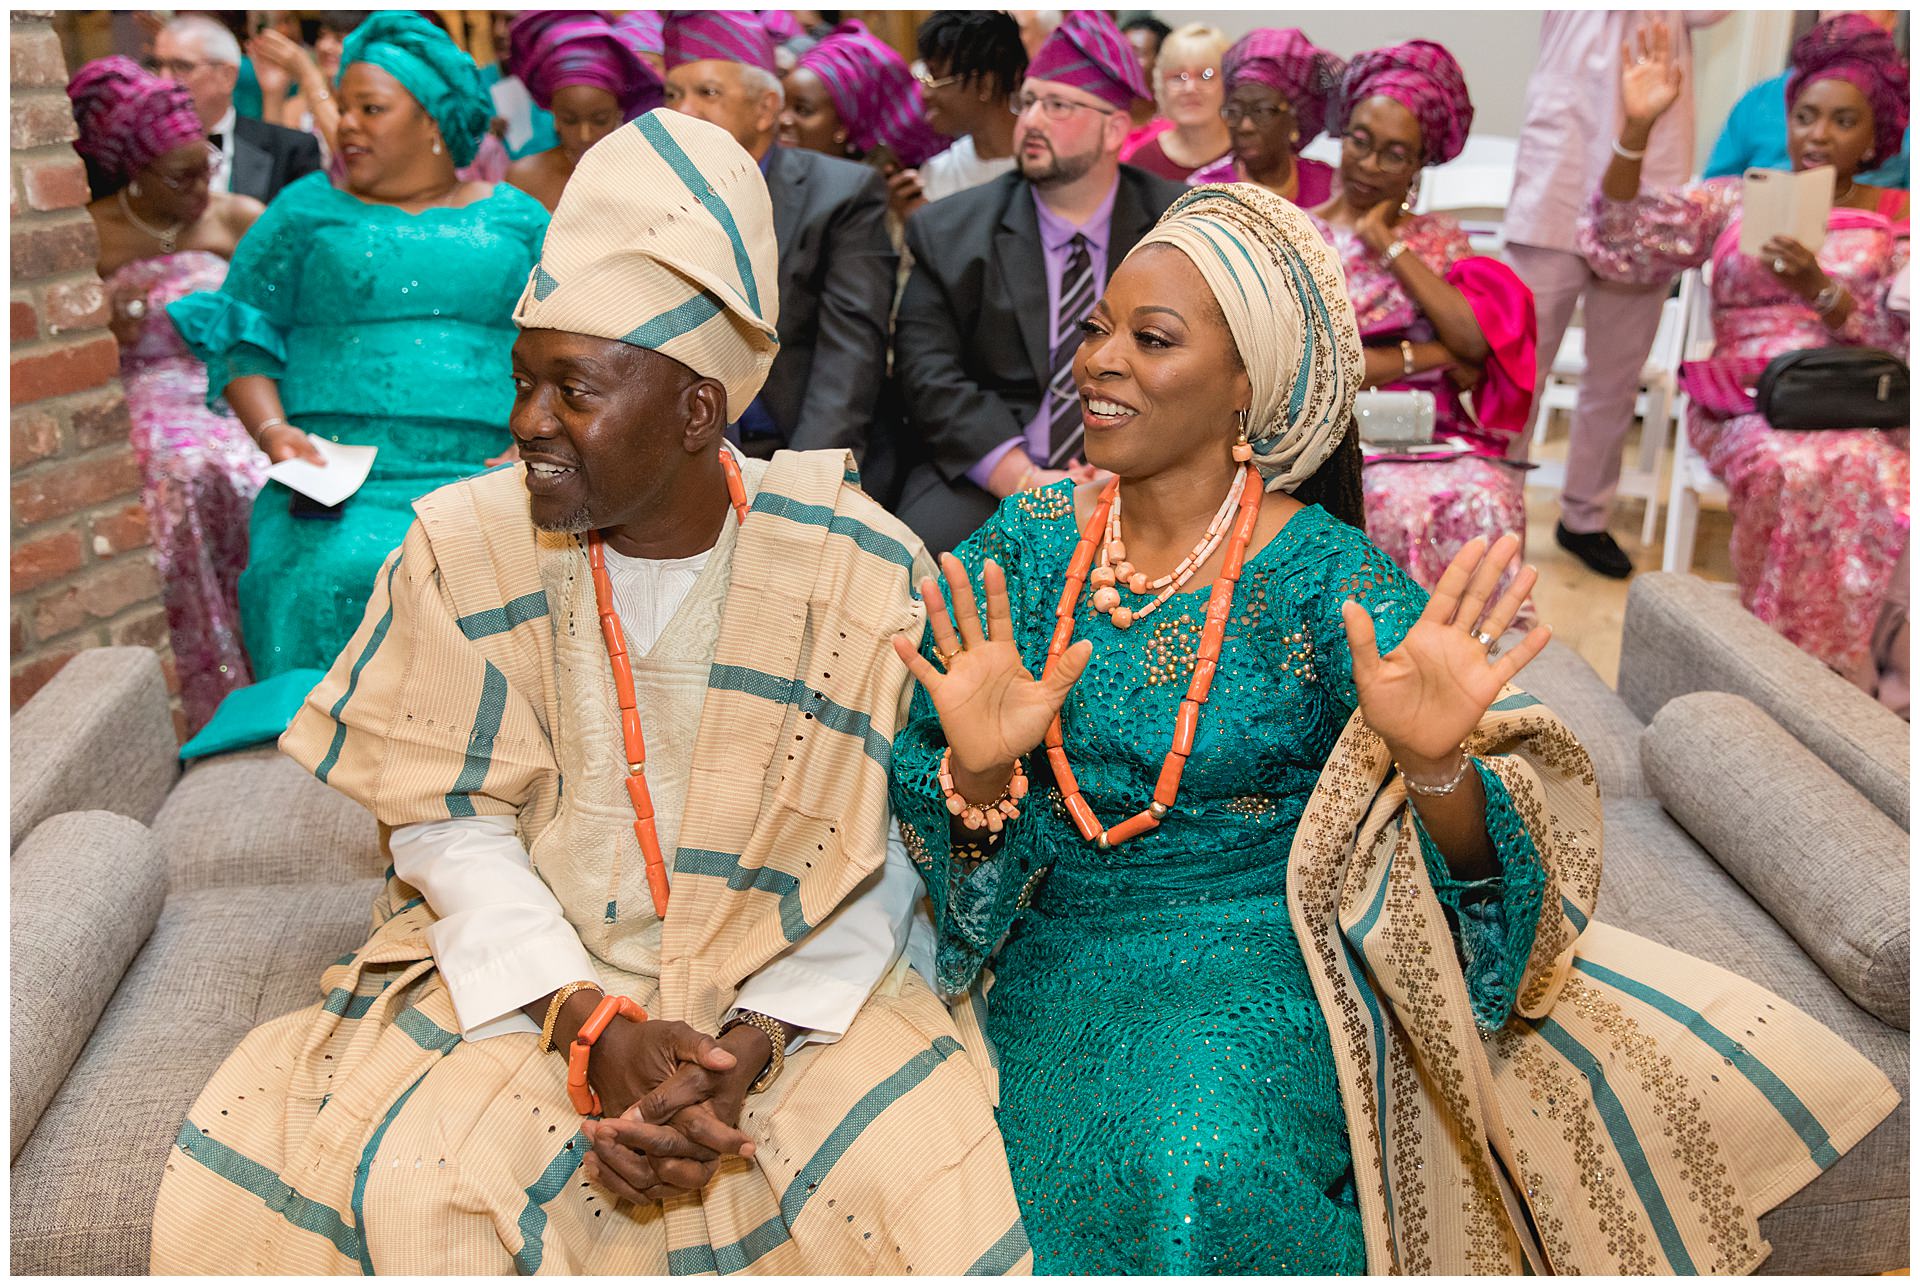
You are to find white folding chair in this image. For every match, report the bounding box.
[1417,134,1519,255]
[1662,268,1731,572]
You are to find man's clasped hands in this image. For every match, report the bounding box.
[574,1013,780,1204]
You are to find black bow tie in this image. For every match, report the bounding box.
[208,131,224,150]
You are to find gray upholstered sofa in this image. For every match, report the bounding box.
[9,573,1907,1274]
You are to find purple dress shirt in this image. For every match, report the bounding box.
[966,175,1121,487]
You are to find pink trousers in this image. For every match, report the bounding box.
[1506,242,1669,535]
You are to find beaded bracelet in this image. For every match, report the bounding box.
[938,748,1029,833]
[566,992,647,1116]
[1396,747,1473,797]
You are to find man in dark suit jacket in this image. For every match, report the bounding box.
[662,13,896,459]
[891,12,1184,553]
[155,16,322,204]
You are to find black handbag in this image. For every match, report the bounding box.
[1755,347,1909,430]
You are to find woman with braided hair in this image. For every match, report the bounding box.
[888,182,1892,1274]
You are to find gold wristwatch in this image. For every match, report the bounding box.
[720,1011,787,1094]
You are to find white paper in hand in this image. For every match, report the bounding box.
[489,76,535,154]
[265,436,377,507]
[1741,165,1833,258]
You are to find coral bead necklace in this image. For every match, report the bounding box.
[586,449,751,917]
[1040,462,1263,848]
[1090,464,1249,628]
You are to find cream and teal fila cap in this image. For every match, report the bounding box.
[512,109,781,418]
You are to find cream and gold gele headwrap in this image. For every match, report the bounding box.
[1127,183,1363,492]
[511,108,780,419]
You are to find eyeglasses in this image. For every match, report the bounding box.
[1342,128,1418,175]
[144,56,218,78]
[1009,91,1118,121]
[910,60,962,93]
[151,142,225,190]
[1164,67,1218,87]
[1220,102,1289,126]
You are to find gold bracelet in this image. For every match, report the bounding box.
[539,980,602,1054]
[720,1010,788,1093]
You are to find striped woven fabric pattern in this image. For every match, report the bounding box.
[511,109,780,423]
[1025,10,1151,110]
[662,10,776,73]
[1286,694,1898,1273]
[153,452,1028,1273]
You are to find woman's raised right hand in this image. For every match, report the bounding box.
[1619,20,1683,129]
[893,553,1093,790]
[259,422,326,465]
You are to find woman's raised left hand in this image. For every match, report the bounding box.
[1342,533,1552,772]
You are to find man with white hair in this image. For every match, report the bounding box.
[660,11,895,465]
[152,14,321,202]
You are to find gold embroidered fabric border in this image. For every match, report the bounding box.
[1288,694,1898,1274]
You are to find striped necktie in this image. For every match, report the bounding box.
[1045,233,1095,468]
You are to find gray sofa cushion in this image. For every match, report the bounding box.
[1644,693,1909,1029]
[1595,797,1908,1275]
[153,748,386,891]
[1510,640,1648,799]
[10,812,166,1160]
[1619,574,1909,829]
[9,649,179,850]
[9,879,382,1276]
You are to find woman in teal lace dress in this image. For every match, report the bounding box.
[889,186,1557,1273]
[170,12,546,719]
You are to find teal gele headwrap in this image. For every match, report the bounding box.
[340,11,492,167]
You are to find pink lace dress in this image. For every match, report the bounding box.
[1579,179,1910,686]
[106,252,269,732]
[1311,212,1538,594]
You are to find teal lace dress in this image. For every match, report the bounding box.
[170,173,548,681]
[890,484,1548,1275]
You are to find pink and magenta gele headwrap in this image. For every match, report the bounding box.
[67,55,204,187]
[1222,28,1347,149]
[663,10,777,74]
[1329,39,1474,167]
[613,10,664,58]
[1025,10,1151,111]
[794,19,950,167]
[509,10,661,118]
[1786,12,1909,164]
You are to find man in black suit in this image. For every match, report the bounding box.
[154,15,323,204]
[661,12,896,460]
[892,11,1185,553]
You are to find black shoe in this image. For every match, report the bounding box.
[1555,522,1634,579]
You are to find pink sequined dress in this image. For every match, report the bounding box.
[1579,179,1911,686]
[105,252,269,732]
[1311,211,1538,594]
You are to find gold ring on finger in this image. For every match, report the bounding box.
[933,645,960,668]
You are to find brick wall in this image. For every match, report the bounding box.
[10,11,175,725]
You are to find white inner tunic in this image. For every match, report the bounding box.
[388,539,927,1046]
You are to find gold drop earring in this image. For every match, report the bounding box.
[1233,409,1253,462]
